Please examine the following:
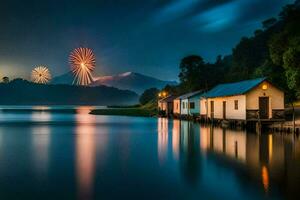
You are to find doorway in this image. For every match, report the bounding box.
[223,101,226,119]
[210,101,214,119]
[259,97,269,119]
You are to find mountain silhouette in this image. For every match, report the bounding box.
[0,79,138,105]
[52,71,177,94]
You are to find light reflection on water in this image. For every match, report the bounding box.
[159,118,300,199]
[172,120,180,160]
[31,125,51,178]
[0,108,299,200]
[157,118,168,163]
[75,107,96,200]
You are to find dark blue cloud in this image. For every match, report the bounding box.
[190,1,238,32]
[153,0,294,32]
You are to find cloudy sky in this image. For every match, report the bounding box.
[0,0,294,80]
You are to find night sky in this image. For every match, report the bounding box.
[0,0,294,81]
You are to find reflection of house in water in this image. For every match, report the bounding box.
[200,126,300,198]
[181,121,201,185]
[200,126,246,162]
[157,118,169,163]
[172,120,180,160]
[170,119,201,185]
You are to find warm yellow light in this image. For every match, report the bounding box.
[69,47,96,85]
[268,135,273,161]
[158,93,162,97]
[262,84,268,90]
[162,91,167,97]
[31,66,52,84]
[261,166,269,192]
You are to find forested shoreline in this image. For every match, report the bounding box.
[164,0,300,104]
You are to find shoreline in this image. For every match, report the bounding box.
[89,106,156,117]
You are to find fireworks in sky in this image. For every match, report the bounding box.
[31,66,52,84]
[69,47,96,86]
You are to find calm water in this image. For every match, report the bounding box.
[0,106,299,200]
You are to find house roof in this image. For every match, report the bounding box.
[203,77,267,98]
[158,95,177,103]
[175,90,203,100]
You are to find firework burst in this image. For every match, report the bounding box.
[31,66,52,84]
[69,47,96,85]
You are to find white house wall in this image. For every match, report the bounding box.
[188,96,201,115]
[207,95,246,120]
[173,99,181,114]
[200,98,207,115]
[181,99,189,115]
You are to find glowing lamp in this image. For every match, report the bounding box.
[262,84,268,90]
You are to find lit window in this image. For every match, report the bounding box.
[234,100,238,110]
[262,84,268,90]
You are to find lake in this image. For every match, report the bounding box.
[0,106,299,200]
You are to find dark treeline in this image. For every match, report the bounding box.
[165,0,300,103]
[0,79,138,105]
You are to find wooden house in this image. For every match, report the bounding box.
[173,90,203,116]
[200,78,285,121]
[158,95,177,116]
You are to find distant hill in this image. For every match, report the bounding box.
[0,79,138,105]
[52,71,177,94]
[51,71,74,85]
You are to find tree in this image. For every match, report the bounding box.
[269,32,288,66]
[231,34,270,81]
[279,4,298,20]
[283,44,300,96]
[179,55,205,91]
[139,88,159,105]
[178,55,232,93]
[163,84,180,96]
[262,17,277,29]
[2,77,9,83]
[178,55,216,92]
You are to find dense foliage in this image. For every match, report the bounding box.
[167,0,300,102]
[139,87,159,105]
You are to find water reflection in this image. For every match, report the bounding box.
[0,109,299,199]
[161,119,201,185]
[261,165,269,192]
[159,118,300,198]
[75,106,96,200]
[31,109,52,122]
[179,121,201,185]
[199,126,300,198]
[202,127,247,162]
[157,118,168,163]
[172,120,180,160]
[31,111,52,178]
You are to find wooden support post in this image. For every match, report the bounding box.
[256,122,261,134]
